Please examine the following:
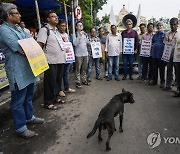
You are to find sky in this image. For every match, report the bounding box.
[97,0,180,20]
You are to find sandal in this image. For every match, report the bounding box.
[56,99,66,104]
[41,104,58,110]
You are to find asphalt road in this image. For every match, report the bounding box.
[0,72,180,154]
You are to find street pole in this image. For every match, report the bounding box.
[91,1,93,25]
[71,1,75,35]
[64,1,69,35]
[34,0,41,30]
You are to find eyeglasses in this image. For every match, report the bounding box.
[10,12,20,15]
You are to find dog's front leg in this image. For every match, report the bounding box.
[119,112,123,132]
[98,125,103,142]
[106,131,113,151]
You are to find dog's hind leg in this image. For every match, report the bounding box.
[106,129,113,151]
[119,112,123,132]
[98,125,103,142]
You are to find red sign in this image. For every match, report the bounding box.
[75,5,82,20]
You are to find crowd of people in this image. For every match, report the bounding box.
[0,2,180,139]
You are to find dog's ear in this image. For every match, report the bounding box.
[122,88,126,92]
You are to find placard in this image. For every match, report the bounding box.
[140,40,152,57]
[91,42,102,58]
[161,42,173,62]
[64,42,75,63]
[173,40,180,62]
[123,38,134,54]
[18,38,49,77]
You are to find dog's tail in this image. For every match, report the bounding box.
[87,118,103,138]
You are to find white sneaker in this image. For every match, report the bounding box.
[65,88,76,93]
[59,91,66,97]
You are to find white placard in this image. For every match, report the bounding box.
[123,38,134,54]
[161,42,173,62]
[140,40,152,57]
[173,40,180,62]
[64,42,75,63]
[91,42,102,58]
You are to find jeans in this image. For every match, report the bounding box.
[123,54,134,77]
[60,63,71,91]
[87,56,101,79]
[11,83,35,133]
[108,56,119,79]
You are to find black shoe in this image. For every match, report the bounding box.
[96,76,103,80]
[149,80,157,85]
[76,83,82,88]
[122,76,127,80]
[82,81,90,86]
[106,78,112,81]
[163,87,172,91]
[159,83,165,89]
[87,78,91,82]
[173,91,180,97]
[115,77,120,81]
[129,76,134,80]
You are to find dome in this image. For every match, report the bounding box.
[119,5,128,16]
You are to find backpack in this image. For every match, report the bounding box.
[43,26,50,49]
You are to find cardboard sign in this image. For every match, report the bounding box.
[173,40,180,62]
[91,42,102,58]
[64,42,75,63]
[140,40,152,57]
[161,42,173,62]
[123,38,134,54]
[18,38,49,77]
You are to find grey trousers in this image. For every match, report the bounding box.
[75,56,88,83]
[165,57,174,87]
[175,62,180,90]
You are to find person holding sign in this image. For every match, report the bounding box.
[105,25,122,81]
[37,11,66,110]
[57,20,76,97]
[163,18,180,91]
[121,19,139,80]
[140,23,154,82]
[87,27,102,82]
[149,22,165,87]
[0,3,44,138]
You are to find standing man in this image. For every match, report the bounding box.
[0,3,44,138]
[163,18,180,91]
[121,19,139,80]
[141,23,154,82]
[73,21,89,88]
[87,27,102,82]
[57,19,76,97]
[37,11,66,110]
[149,22,165,87]
[105,25,122,81]
[19,21,31,35]
[137,23,146,80]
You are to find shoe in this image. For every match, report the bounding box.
[82,81,90,86]
[106,78,112,81]
[96,76,103,80]
[129,76,134,80]
[136,76,141,80]
[174,91,180,97]
[18,129,38,138]
[159,83,165,89]
[28,117,45,124]
[163,87,172,91]
[59,91,66,97]
[87,78,91,82]
[76,83,82,89]
[115,77,120,81]
[65,88,76,93]
[149,80,157,85]
[122,76,127,80]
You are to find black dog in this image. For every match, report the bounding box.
[87,88,135,151]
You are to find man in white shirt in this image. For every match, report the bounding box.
[105,25,122,81]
